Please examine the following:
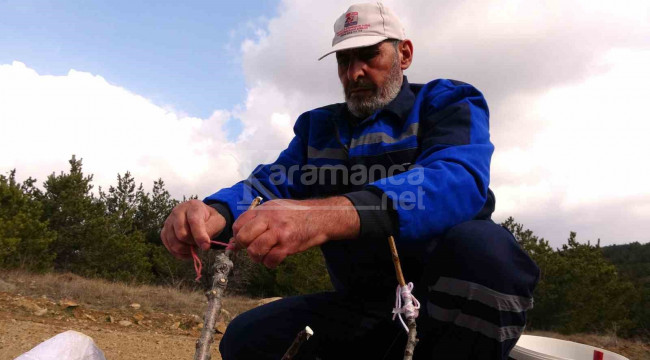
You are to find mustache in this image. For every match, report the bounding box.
[346,80,376,94]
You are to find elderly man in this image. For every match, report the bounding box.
[161,3,539,359]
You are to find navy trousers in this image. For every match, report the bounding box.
[220,220,540,359]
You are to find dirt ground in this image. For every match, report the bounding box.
[1,271,648,359]
[0,292,223,359]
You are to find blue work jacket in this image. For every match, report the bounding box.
[205,76,495,296]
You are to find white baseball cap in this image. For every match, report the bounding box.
[318,2,406,61]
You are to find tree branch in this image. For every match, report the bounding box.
[194,197,262,360]
[388,235,419,360]
[281,326,314,360]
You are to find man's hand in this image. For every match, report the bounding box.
[160,200,227,259]
[232,197,360,268]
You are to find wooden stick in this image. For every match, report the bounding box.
[194,197,262,360]
[388,236,419,360]
[388,236,406,287]
[281,326,314,360]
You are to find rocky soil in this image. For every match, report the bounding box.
[0,291,226,359]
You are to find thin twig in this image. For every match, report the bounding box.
[388,236,406,286]
[388,236,419,360]
[194,197,262,360]
[281,326,314,360]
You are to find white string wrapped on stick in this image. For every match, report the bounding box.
[392,282,421,333]
[387,235,420,360]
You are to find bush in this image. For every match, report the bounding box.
[502,217,638,335]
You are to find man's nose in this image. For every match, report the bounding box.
[346,58,365,82]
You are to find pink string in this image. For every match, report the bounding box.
[191,240,234,281]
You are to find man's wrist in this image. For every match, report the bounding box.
[205,201,233,245]
[343,189,398,240]
[306,196,360,242]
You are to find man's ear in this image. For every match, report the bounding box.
[398,39,414,70]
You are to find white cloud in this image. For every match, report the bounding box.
[234,0,650,245]
[492,48,650,245]
[2,0,649,246]
[0,61,240,198]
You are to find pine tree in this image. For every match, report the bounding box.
[501,217,639,334]
[40,156,106,272]
[40,157,152,282]
[0,170,55,271]
[131,178,194,286]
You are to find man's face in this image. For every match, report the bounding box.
[336,40,403,118]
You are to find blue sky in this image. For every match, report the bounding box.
[1,0,649,245]
[0,0,278,137]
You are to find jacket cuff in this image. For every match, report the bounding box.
[205,201,234,247]
[343,189,398,240]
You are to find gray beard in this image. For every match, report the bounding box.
[344,59,403,119]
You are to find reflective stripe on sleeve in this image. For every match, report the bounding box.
[350,122,419,149]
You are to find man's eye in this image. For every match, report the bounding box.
[358,50,379,62]
[337,55,350,66]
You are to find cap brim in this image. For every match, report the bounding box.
[318,35,388,61]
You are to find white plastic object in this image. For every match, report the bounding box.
[510,335,629,360]
[15,330,106,360]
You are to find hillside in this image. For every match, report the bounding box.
[0,270,261,359]
[1,270,648,359]
[603,242,650,285]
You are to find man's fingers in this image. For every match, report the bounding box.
[161,226,192,260]
[172,211,194,245]
[263,247,287,269]
[232,208,258,236]
[246,231,278,263]
[187,206,211,250]
[204,210,227,246]
[234,214,268,249]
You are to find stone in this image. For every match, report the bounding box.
[59,299,79,308]
[34,308,48,316]
[130,303,141,310]
[256,297,283,307]
[170,321,180,330]
[133,313,145,323]
[215,321,227,334]
[16,298,42,313]
[189,314,202,325]
[106,315,115,323]
[84,314,97,322]
[118,320,132,327]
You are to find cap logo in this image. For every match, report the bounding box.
[336,12,370,38]
[344,12,358,27]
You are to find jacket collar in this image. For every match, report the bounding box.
[382,76,415,121]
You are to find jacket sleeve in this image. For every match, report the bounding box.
[358,79,494,243]
[202,112,310,240]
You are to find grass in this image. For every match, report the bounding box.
[0,269,260,319]
[1,269,648,358]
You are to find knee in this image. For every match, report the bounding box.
[219,312,247,360]
[436,220,539,297]
[219,309,265,360]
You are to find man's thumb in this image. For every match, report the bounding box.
[202,209,226,249]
